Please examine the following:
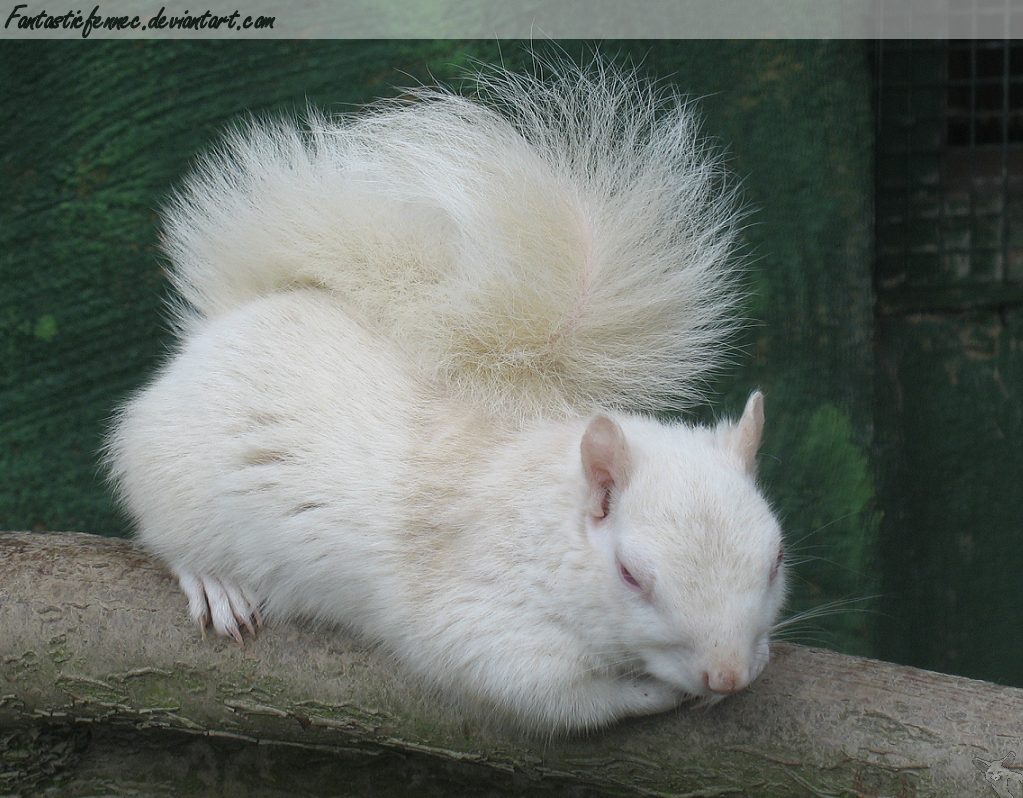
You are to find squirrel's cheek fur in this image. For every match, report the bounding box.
[106,60,784,734]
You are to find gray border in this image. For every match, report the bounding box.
[1,1,1021,43]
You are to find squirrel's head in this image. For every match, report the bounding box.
[580,391,786,700]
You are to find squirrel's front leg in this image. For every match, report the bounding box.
[174,568,261,643]
[500,657,688,731]
[551,673,687,730]
[614,674,689,718]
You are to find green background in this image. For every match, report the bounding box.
[2,40,1018,691]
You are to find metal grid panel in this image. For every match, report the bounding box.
[876,40,1023,313]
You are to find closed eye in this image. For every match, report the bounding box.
[770,544,784,582]
[620,562,641,588]
[618,560,651,597]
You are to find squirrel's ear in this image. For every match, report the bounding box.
[721,390,765,476]
[581,414,631,520]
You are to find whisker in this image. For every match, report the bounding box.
[773,596,880,632]
[783,550,876,583]
[772,630,841,647]
[786,512,858,547]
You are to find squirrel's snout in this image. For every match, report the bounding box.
[702,666,749,695]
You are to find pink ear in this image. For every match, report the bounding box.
[725,390,765,475]
[581,414,631,520]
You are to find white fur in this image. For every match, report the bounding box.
[107,63,785,734]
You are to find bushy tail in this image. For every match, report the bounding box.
[162,60,744,418]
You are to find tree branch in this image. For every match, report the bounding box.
[1,531,1019,797]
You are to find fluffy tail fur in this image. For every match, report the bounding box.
[162,61,744,418]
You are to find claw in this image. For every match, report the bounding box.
[174,568,260,642]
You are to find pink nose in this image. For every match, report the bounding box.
[703,668,747,695]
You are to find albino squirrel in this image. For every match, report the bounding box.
[106,62,787,734]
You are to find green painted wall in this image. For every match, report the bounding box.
[2,41,878,662]
[875,309,1023,685]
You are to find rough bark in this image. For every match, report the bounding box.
[1,531,1020,797]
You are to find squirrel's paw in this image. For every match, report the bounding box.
[621,676,688,717]
[175,569,261,643]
